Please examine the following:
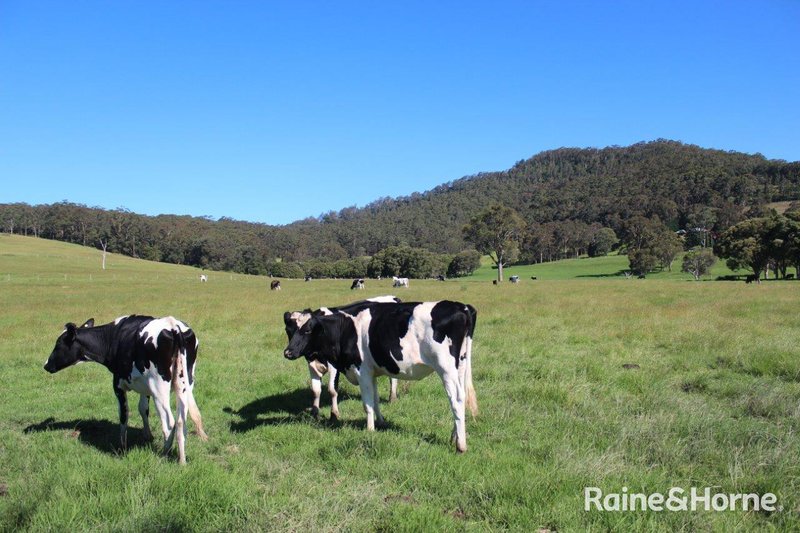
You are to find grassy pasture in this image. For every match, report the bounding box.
[1,234,799,531]
[470,252,741,281]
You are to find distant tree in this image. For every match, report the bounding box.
[681,249,717,280]
[367,246,447,278]
[714,217,774,283]
[268,261,305,279]
[620,215,663,252]
[653,230,684,271]
[685,206,717,248]
[588,227,618,257]
[522,223,556,263]
[99,238,108,270]
[785,213,800,276]
[628,248,659,275]
[463,204,526,281]
[447,249,481,278]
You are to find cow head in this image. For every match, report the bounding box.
[283,312,358,366]
[283,314,323,361]
[283,309,313,348]
[44,319,94,373]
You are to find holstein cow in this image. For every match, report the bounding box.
[199,274,208,283]
[351,278,365,290]
[392,276,409,288]
[270,280,281,290]
[43,315,207,464]
[284,300,478,452]
[283,296,400,420]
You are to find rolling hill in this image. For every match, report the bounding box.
[2,140,798,273]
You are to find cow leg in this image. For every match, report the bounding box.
[388,378,398,403]
[358,367,379,431]
[328,364,340,420]
[441,370,467,453]
[174,389,187,465]
[138,394,153,441]
[372,375,386,429]
[308,362,323,419]
[113,382,129,451]
[151,382,175,453]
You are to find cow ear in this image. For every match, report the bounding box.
[283,312,292,326]
[64,323,78,341]
[81,318,94,328]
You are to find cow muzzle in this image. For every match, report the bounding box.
[284,349,299,360]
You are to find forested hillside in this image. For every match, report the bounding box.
[2,140,798,274]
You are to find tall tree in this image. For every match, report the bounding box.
[714,217,774,283]
[463,204,526,281]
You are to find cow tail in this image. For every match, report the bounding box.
[464,305,478,418]
[177,327,208,441]
[187,387,208,441]
[170,326,188,428]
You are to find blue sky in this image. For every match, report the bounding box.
[1,1,798,225]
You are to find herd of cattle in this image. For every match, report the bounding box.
[43,294,478,463]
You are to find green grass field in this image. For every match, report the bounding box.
[470,252,740,281]
[1,234,799,531]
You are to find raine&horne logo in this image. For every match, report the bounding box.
[584,487,780,512]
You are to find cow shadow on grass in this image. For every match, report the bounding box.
[575,270,630,278]
[23,417,150,455]
[224,387,399,433]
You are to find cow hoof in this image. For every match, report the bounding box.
[329,412,340,422]
[310,407,320,419]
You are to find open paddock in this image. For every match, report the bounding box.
[1,235,798,530]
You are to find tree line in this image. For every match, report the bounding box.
[1,140,798,278]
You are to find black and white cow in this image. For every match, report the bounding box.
[350,278,365,290]
[284,300,477,452]
[283,296,400,420]
[270,280,281,290]
[392,276,409,288]
[43,315,207,464]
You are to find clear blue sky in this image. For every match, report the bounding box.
[1,1,798,225]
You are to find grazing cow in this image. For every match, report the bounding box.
[351,278,365,290]
[492,280,498,285]
[270,280,281,290]
[284,300,478,452]
[392,276,409,288]
[436,275,446,282]
[745,274,758,284]
[786,273,795,280]
[305,276,312,282]
[43,315,207,464]
[530,276,537,280]
[509,275,519,283]
[199,274,208,283]
[283,296,400,420]
[637,274,646,279]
